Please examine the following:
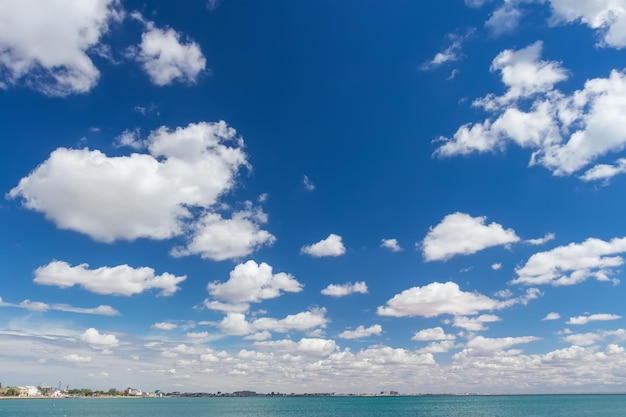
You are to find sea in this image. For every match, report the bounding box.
[0,394,624,417]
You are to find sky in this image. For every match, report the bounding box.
[2,0,626,395]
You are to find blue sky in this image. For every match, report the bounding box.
[2,0,626,394]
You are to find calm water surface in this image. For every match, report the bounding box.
[0,395,624,417]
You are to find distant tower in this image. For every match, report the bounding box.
[58,379,62,391]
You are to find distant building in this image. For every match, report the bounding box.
[126,388,143,396]
[232,390,256,397]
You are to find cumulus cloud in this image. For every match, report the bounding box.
[338,324,382,339]
[512,237,626,286]
[542,312,561,321]
[492,262,502,270]
[80,328,119,349]
[454,335,540,358]
[63,354,92,363]
[321,281,368,297]
[547,0,626,48]
[412,327,456,341]
[34,261,186,296]
[219,308,328,337]
[301,234,346,257]
[453,314,501,331]
[9,122,273,260]
[563,329,626,346]
[380,238,402,252]
[207,261,302,310]
[580,158,626,183]
[485,3,523,35]
[421,212,520,261]
[0,0,121,96]
[152,322,178,331]
[255,338,338,357]
[377,281,535,318]
[131,21,206,86]
[526,232,556,245]
[567,314,621,325]
[171,208,276,261]
[435,41,626,178]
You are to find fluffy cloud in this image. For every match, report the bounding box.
[563,329,626,346]
[63,354,92,363]
[380,238,402,252]
[303,175,315,191]
[255,338,338,357]
[34,261,186,296]
[526,232,556,245]
[580,158,626,182]
[453,314,501,331]
[152,322,178,331]
[321,281,368,297]
[0,0,121,96]
[422,212,520,261]
[338,324,382,339]
[9,122,272,260]
[219,308,328,337]
[301,234,346,257]
[542,312,561,321]
[454,335,540,358]
[171,209,276,261]
[412,327,456,341]
[547,0,626,48]
[80,328,119,349]
[435,41,626,179]
[567,314,622,325]
[207,261,302,309]
[512,237,626,286]
[132,22,206,86]
[378,282,509,317]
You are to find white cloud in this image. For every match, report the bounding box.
[512,237,626,286]
[80,328,119,348]
[454,335,540,358]
[492,262,502,270]
[321,281,368,297]
[453,314,501,331]
[338,324,382,339]
[34,261,186,296]
[547,0,626,48]
[171,208,276,261]
[526,232,556,245]
[542,312,561,321]
[219,308,328,337]
[63,354,92,363]
[9,122,272,260]
[152,322,178,331]
[567,313,621,325]
[303,175,315,191]
[0,0,121,96]
[132,22,206,86]
[580,158,626,182]
[0,296,119,316]
[380,238,402,252]
[435,42,626,178]
[422,212,520,261]
[301,234,346,257]
[207,261,303,308]
[411,327,456,341]
[486,3,523,35]
[255,338,338,357]
[377,281,531,318]
[476,41,568,109]
[563,329,626,346]
[421,32,467,70]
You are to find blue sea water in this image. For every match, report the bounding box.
[0,395,624,417]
